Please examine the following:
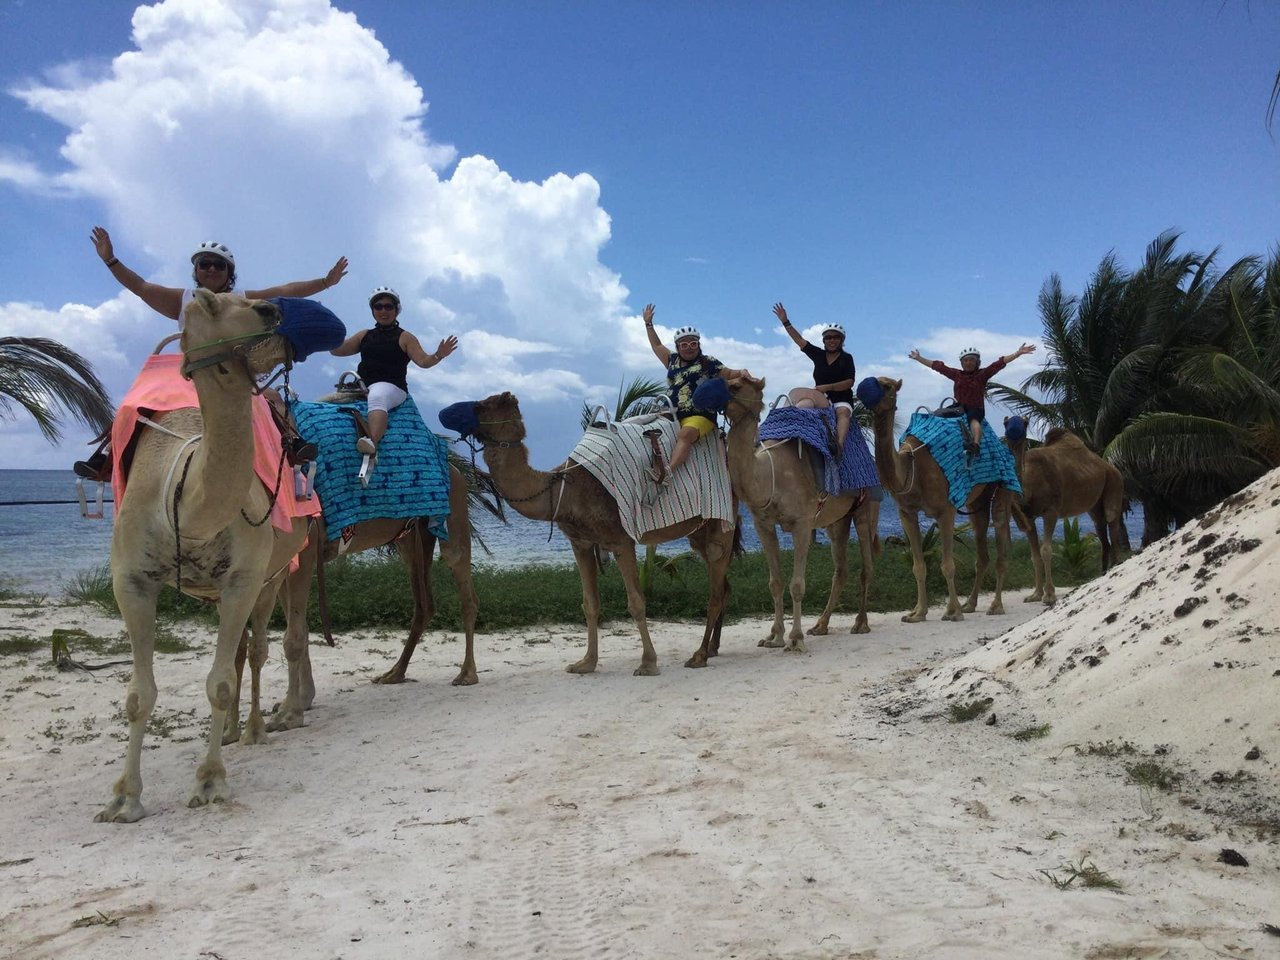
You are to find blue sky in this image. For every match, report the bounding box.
[0,0,1277,469]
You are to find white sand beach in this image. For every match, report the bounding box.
[2,472,1278,959]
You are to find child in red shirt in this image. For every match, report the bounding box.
[909,343,1036,453]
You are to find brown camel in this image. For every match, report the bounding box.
[472,391,736,672]
[865,377,1013,621]
[1004,421,1126,605]
[722,375,880,649]
[97,290,310,822]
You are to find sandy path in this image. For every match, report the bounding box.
[0,597,1274,959]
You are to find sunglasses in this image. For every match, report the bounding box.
[371,301,397,311]
[822,334,843,340]
[195,259,229,272]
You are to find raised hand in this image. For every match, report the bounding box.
[772,302,789,324]
[90,226,114,263]
[435,335,459,361]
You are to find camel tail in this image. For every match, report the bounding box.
[732,520,745,558]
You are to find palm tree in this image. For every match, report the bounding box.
[0,337,113,442]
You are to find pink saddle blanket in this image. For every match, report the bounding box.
[110,354,322,534]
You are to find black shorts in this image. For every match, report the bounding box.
[963,404,985,426]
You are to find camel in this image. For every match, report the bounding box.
[97,289,311,822]
[1004,420,1126,605]
[471,391,736,672]
[722,375,880,650]
[863,377,1013,622]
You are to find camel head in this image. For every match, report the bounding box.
[180,288,289,378]
[856,376,902,418]
[472,391,528,444]
[723,374,766,422]
[1003,415,1028,447]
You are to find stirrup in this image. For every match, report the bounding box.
[357,450,377,486]
[293,462,314,500]
[76,478,106,520]
[286,436,318,465]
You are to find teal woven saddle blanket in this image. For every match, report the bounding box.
[290,395,451,541]
[899,412,1021,511]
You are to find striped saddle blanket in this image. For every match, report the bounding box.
[900,412,1022,510]
[290,396,450,541]
[570,417,734,542]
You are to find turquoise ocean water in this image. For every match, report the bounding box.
[0,469,1145,596]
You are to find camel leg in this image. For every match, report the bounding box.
[755,520,787,647]
[566,541,605,674]
[849,498,875,634]
[95,575,162,823]
[375,526,436,685]
[190,577,262,809]
[1090,503,1116,573]
[223,628,249,746]
[442,490,479,685]
[809,513,852,637]
[988,492,1010,615]
[685,526,733,668]
[269,540,316,732]
[1039,513,1059,606]
[612,547,659,676]
[1013,504,1045,603]
[783,522,815,651]
[899,509,930,623]
[239,584,280,745]
[938,509,964,621]
[964,496,990,614]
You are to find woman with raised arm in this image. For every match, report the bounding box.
[773,302,855,455]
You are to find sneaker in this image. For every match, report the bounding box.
[286,436,318,464]
[356,436,377,456]
[73,451,109,480]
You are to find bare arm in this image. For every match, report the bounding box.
[908,348,937,368]
[91,225,184,320]
[246,256,349,300]
[643,303,671,364]
[330,329,366,357]
[404,332,459,369]
[773,302,808,349]
[1000,343,1037,365]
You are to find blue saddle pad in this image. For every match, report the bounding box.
[757,406,880,495]
[899,412,1021,510]
[290,395,450,541]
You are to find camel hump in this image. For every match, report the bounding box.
[1043,427,1080,447]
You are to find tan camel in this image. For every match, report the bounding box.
[265,482,479,734]
[472,391,736,672]
[722,375,880,649]
[97,290,310,822]
[1004,421,1126,605]
[865,377,1012,622]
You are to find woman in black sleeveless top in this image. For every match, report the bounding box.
[330,286,458,454]
[773,302,855,454]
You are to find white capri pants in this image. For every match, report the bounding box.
[366,381,408,414]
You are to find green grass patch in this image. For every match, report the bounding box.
[1072,740,1138,758]
[1125,760,1183,792]
[0,635,42,657]
[1039,858,1123,891]
[948,698,993,723]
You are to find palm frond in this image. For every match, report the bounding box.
[0,337,114,442]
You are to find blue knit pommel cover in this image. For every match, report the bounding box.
[1004,415,1028,444]
[269,297,346,362]
[856,377,884,410]
[691,378,731,413]
[439,400,480,438]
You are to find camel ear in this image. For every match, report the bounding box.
[894,379,903,391]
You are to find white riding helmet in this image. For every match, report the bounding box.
[674,326,701,343]
[959,346,981,362]
[368,286,400,306]
[190,241,235,266]
[821,323,846,340]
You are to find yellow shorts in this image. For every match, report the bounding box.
[679,415,716,438]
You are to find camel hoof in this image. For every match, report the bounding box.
[759,636,784,648]
[851,619,871,635]
[265,708,304,733]
[566,659,597,675]
[941,611,965,622]
[784,641,807,654]
[901,613,926,624]
[188,777,230,808]
[239,717,269,746]
[221,722,241,746]
[451,671,479,687]
[961,602,977,614]
[805,624,829,637]
[986,606,1006,616]
[684,654,708,669]
[1043,596,1057,607]
[94,797,145,824]
[1023,594,1043,604]
[633,663,661,677]
[372,669,406,685]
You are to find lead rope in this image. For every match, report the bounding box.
[171,450,197,598]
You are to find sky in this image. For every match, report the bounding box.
[0,0,1277,470]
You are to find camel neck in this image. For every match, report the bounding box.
[725,407,769,506]
[872,406,910,495]
[177,367,258,537]
[481,440,558,522]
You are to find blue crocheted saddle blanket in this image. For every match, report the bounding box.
[757,406,880,495]
[899,412,1021,511]
[289,395,450,541]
